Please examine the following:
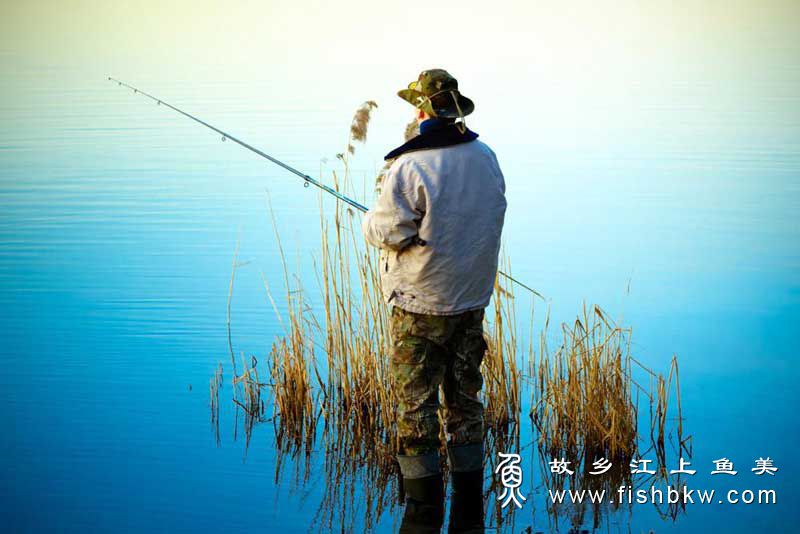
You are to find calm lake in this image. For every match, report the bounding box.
[2,3,799,531]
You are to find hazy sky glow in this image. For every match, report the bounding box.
[3,0,799,117]
[2,0,798,185]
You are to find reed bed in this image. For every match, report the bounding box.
[316,182,395,455]
[530,305,633,529]
[263,195,319,456]
[529,304,687,530]
[213,102,688,532]
[533,305,637,470]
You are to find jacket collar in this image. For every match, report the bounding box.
[384,119,478,160]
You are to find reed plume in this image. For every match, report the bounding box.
[345,100,378,156]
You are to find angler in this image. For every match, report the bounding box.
[363,69,506,533]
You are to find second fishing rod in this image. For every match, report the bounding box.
[108,77,541,298]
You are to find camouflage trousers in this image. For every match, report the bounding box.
[390,306,487,459]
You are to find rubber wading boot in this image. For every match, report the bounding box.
[399,473,445,533]
[447,470,484,533]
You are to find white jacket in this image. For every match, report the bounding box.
[362,139,507,315]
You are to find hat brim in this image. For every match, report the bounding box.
[397,88,475,119]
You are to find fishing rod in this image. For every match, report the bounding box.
[108,77,541,298]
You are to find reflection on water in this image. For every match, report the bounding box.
[212,317,689,533]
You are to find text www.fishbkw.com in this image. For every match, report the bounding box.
[549,486,777,506]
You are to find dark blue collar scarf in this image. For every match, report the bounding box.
[384,118,478,160]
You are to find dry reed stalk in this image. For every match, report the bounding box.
[209,362,223,446]
[482,254,526,433]
[231,353,268,448]
[227,238,241,379]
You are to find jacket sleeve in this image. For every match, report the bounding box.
[362,158,425,251]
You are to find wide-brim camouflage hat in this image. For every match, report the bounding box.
[397,69,475,119]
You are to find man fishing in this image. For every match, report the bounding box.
[362,69,507,533]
